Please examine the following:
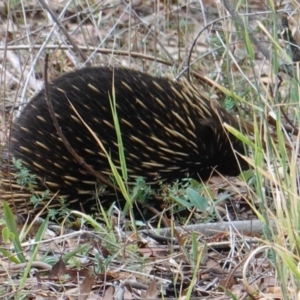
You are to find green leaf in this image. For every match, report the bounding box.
[18,217,50,292]
[170,195,193,209]
[3,203,26,263]
[0,247,21,264]
[186,187,208,212]
[2,226,14,243]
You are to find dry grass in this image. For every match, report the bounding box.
[1,0,300,299]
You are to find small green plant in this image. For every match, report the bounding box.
[13,158,37,191]
[162,179,212,221]
[12,159,70,220]
[1,204,50,299]
[46,196,71,220]
[130,177,154,204]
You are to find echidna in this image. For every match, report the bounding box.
[1,67,248,214]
